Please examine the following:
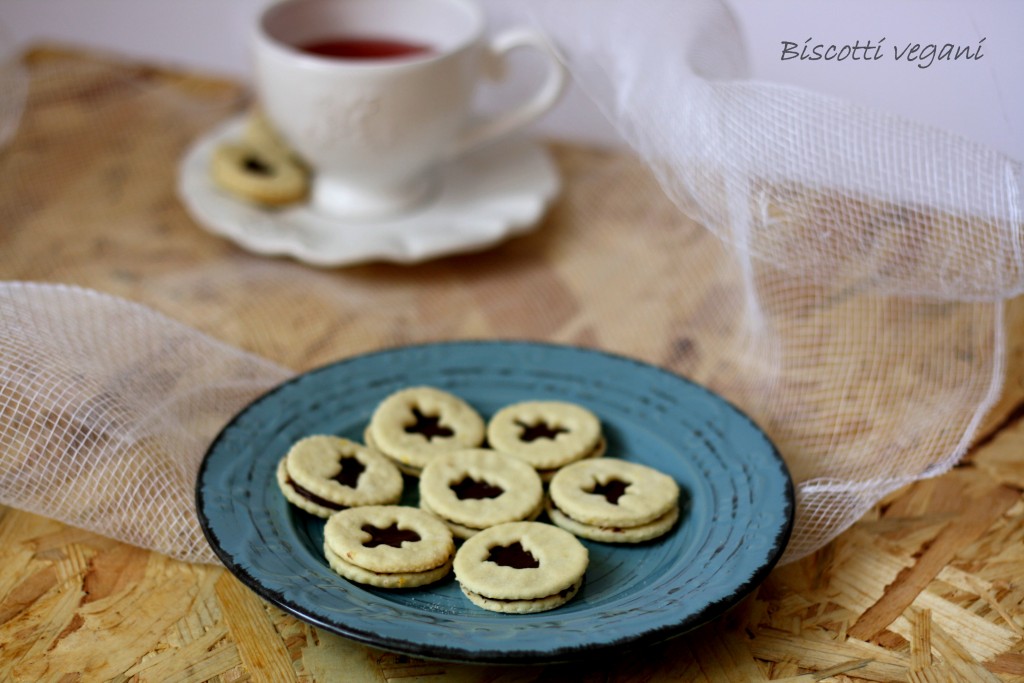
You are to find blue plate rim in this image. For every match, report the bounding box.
[195,339,795,664]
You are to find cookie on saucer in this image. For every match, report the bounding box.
[546,458,679,543]
[323,505,455,588]
[418,448,543,539]
[453,521,588,614]
[210,141,308,206]
[486,400,605,480]
[276,435,403,518]
[366,386,485,476]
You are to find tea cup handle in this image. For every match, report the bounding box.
[449,28,567,158]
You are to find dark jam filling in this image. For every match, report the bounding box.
[243,155,274,176]
[450,476,504,500]
[286,476,344,510]
[587,478,631,505]
[475,582,579,603]
[486,541,540,569]
[360,522,421,548]
[404,407,455,441]
[514,419,569,442]
[334,456,366,488]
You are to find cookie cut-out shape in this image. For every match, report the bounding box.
[418,449,543,538]
[486,541,540,569]
[589,478,630,504]
[367,386,485,475]
[515,420,568,442]
[361,522,421,548]
[404,407,455,441]
[453,521,588,613]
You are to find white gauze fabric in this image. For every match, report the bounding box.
[0,283,291,563]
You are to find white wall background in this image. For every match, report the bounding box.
[2,0,1021,161]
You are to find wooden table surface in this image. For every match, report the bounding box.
[1,48,1023,682]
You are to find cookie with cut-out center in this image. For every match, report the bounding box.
[210,141,308,206]
[366,386,485,475]
[418,449,544,538]
[453,521,588,613]
[486,401,604,476]
[276,435,403,518]
[323,505,454,588]
[547,458,679,542]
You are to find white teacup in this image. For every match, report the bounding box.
[252,0,566,218]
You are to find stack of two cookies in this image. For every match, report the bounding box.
[453,521,589,614]
[364,386,488,477]
[322,505,455,589]
[418,448,544,539]
[547,458,680,543]
[486,400,606,481]
[275,435,403,518]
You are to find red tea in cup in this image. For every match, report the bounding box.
[297,36,434,60]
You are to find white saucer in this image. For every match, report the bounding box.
[177,116,560,267]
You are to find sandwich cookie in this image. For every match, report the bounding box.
[210,141,308,206]
[453,521,588,613]
[276,435,403,518]
[547,458,680,543]
[418,449,544,539]
[366,386,485,475]
[323,505,455,588]
[486,400,605,480]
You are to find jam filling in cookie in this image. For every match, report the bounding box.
[284,474,344,511]
[361,522,421,548]
[404,407,455,440]
[451,476,504,500]
[486,541,540,569]
[515,419,569,442]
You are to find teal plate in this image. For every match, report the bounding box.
[196,341,793,664]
